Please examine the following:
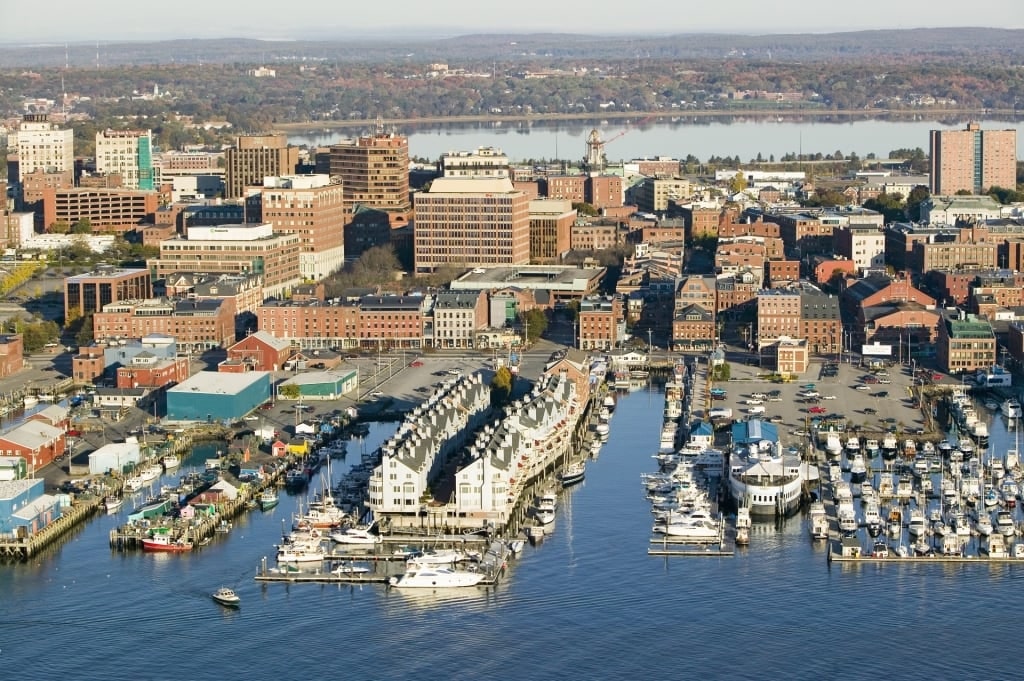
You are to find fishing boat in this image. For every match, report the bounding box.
[388,566,484,589]
[211,587,240,607]
[104,496,124,513]
[22,394,39,408]
[161,454,180,470]
[258,489,279,511]
[141,531,192,552]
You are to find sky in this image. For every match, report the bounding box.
[5,0,1023,43]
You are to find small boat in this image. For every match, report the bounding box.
[276,546,325,563]
[603,394,616,410]
[734,506,751,546]
[388,566,484,588]
[1002,398,1023,420]
[161,454,180,470]
[23,395,39,408]
[849,453,867,484]
[104,496,124,513]
[558,461,586,487]
[907,509,927,538]
[211,587,240,607]
[871,540,890,558]
[996,510,1016,537]
[331,562,371,576]
[123,476,144,492]
[330,523,382,545]
[141,532,192,552]
[258,489,279,511]
[407,549,476,567]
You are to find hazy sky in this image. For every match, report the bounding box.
[6,0,1022,42]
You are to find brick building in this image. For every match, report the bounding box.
[528,199,575,264]
[672,304,716,351]
[936,311,996,374]
[225,331,294,372]
[64,267,152,321]
[329,133,411,226]
[42,187,162,233]
[578,295,623,351]
[92,298,235,351]
[0,335,25,378]
[225,134,299,199]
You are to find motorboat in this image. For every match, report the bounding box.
[895,475,914,503]
[1002,398,1023,420]
[735,507,751,546]
[982,532,1008,558]
[871,540,890,558]
[603,394,616,411]
[845,437,861,452]
[887,507,903,536]
[407,549,477,567]
[976,511,994,537]
[123,476,144,493]
[138,464,163,484]
[23,395,39,408]
[837,505,858,535]
[864,501,883,537]
[330,562,371,576]
[211,587,240,607]
[728,440,808,517]
[104,496,124,513]
[907,509,927,538]
[388,566,484,588]
[653,510,721,540]
[330,523,382,545]
[258,489,279,511]
[558,461,586,488]
[849,453,867,484]
[161,454,180,470]
[996,510,1016,537]
[809,501,829,540]
[276,545,325,563]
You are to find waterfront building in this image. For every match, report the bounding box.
[929,122,1017,195]
[756,284,840,355]
[433,290,488,350]
[92,298,235,352]
[64,267,152,321]
[672,304,716,352]
[454,372,577,521]
[87,442,141,476]
[367,374,491,522]
[258,174,346,281]
[224,134,299,199]
[277,370,359,401]
[0,422,65,473]
[578,295,624,351]
[95,129,155,190]
[0,478,60,536]
[413,177,531,273]
[936,310,996,374]
[165,371,272,422]
[225,331,294,372]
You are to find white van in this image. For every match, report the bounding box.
[747,405,766,415]
[708,407,733,419]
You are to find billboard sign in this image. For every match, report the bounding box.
[861,343,892,357]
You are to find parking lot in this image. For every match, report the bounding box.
[713,357,930,453]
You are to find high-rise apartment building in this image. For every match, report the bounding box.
[95,129,155,190]
[929,122,1017,195]
[413,177,530,273]
[439,147,510,178]
[259,174,346,281]
[329,133,410,225]
[224,134,299,199]
[14,114,74,179]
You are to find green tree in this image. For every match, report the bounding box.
[75,314,95,347]
[71,218,93,234]
[727,171,748,194]
[520,308,548,343]
[905,186,930,222]
[279,384,301,400]
[490,366,513,407]
[572,202,599,217]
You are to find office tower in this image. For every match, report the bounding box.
[14,114,74,179]
[224,134,299,199]
[259,174,346,280]
[95,129,155,190]
[329,133,410,225]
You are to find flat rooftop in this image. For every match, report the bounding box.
[451,265,604,292]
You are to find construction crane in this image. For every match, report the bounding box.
[582,114,658,173]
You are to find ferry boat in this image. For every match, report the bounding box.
[728,440,809,517]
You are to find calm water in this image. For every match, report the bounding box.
[288,116,1024,164]
[3,387,1024,680]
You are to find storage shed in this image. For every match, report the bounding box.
[279,370,359,401]
[166,371,272,422]
[88,442,142,476]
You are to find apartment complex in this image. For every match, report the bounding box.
[413,177,531,273]
[929,122,1017,195]
[259,175,346,280]
[224,134,300,199]
[95,129,155,190]
[153,224,302,298]
[329,133,410,224]
[13,114,74,178]
[64,267,152,320]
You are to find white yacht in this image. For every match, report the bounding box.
[276,545,326,563]
[907,508,927,538]
[809,501,829,540]
[864,501,883,537]
[845,436,861,452]
[653,509,721,540]
[837,505,858,535]
[729,440,809,517]
[825,434,843,458]
[389,566,484,588]
[1002,398,1023,420]
[996,510,1016,537]
[329,522,382,545]
[849,453,868,484]
[976,511,994,537]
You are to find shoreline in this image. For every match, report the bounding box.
[272,107,1018,133]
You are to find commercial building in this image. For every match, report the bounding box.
[528,199,575,264]
[329,133,410,225]
[92,298,235,351]
[578,295,624,351]
[929,122,1017,195]
[224,134,299,199]
[0,335,25,378]
[258,174,346,280]
[64,267,152,321]
[13,114,73,179]
[936,311,996,374]
[153,224,303,298]
[413,177,531,273]
[833,224,886,272]
[277,370,359,401]
[0,422,65,472]
[165,371,272,422]
[439,147,510,178]
[225,331,294,372]
[433,290,488,349]
[42,187,162,233]
[95,129,154,190]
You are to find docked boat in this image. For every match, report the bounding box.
[141,531,192,552]
[211,587,240,607]
[849,453,867,484]
[258,489,279,511]
[104,496,124,513]
[161,454,180,470]
[837,505,858,535]
[276,545,326,563]
[653,509,721,540]
[887,507,903,536]
[603,394,616,411]
[734,507,751,546]
[407,549,477,567]
[137,464,163,484]
[845,437,861,452]
[809,501,829,540]
[532,489,558,525]
[558,460,586,488]
[864,501,883,537]
[907,508,927,538]
[996,510,1016,537]
[982,532,1008,557]
[728,440,809,517]
[330,522,382,545]
[595,422,610,441]
[22,395,39,408]
[123,476,144,493]
[330,562,371,575]
[825,434,843,458]
[1002,398,1023,420]
[976,510,994,537]
[389,566,484,589]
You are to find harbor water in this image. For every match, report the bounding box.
[2,385,1023,679]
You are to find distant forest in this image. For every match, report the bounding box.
[1,28,1022,147]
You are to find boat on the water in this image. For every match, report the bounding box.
[211,587,240,607]
[23,395,39,408]
[104,496,124,513]
[141,531,192,552]
[388,566,484,588]
[330,562,371,576]
[809,501,829,540]
[1002,398,1023,420]
[558,460,586,487]
[258,489,279,511]
[407,549,477,567]
[329,522,382,545]
[161,454,180,470]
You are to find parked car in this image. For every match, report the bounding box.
[855,385,871,391]
[809,406,827,414]
[863,407,878,415]
[369,390,384,398]
[409,360,424,367]
[66,429,82,437]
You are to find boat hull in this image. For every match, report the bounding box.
[141,538,192,552]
